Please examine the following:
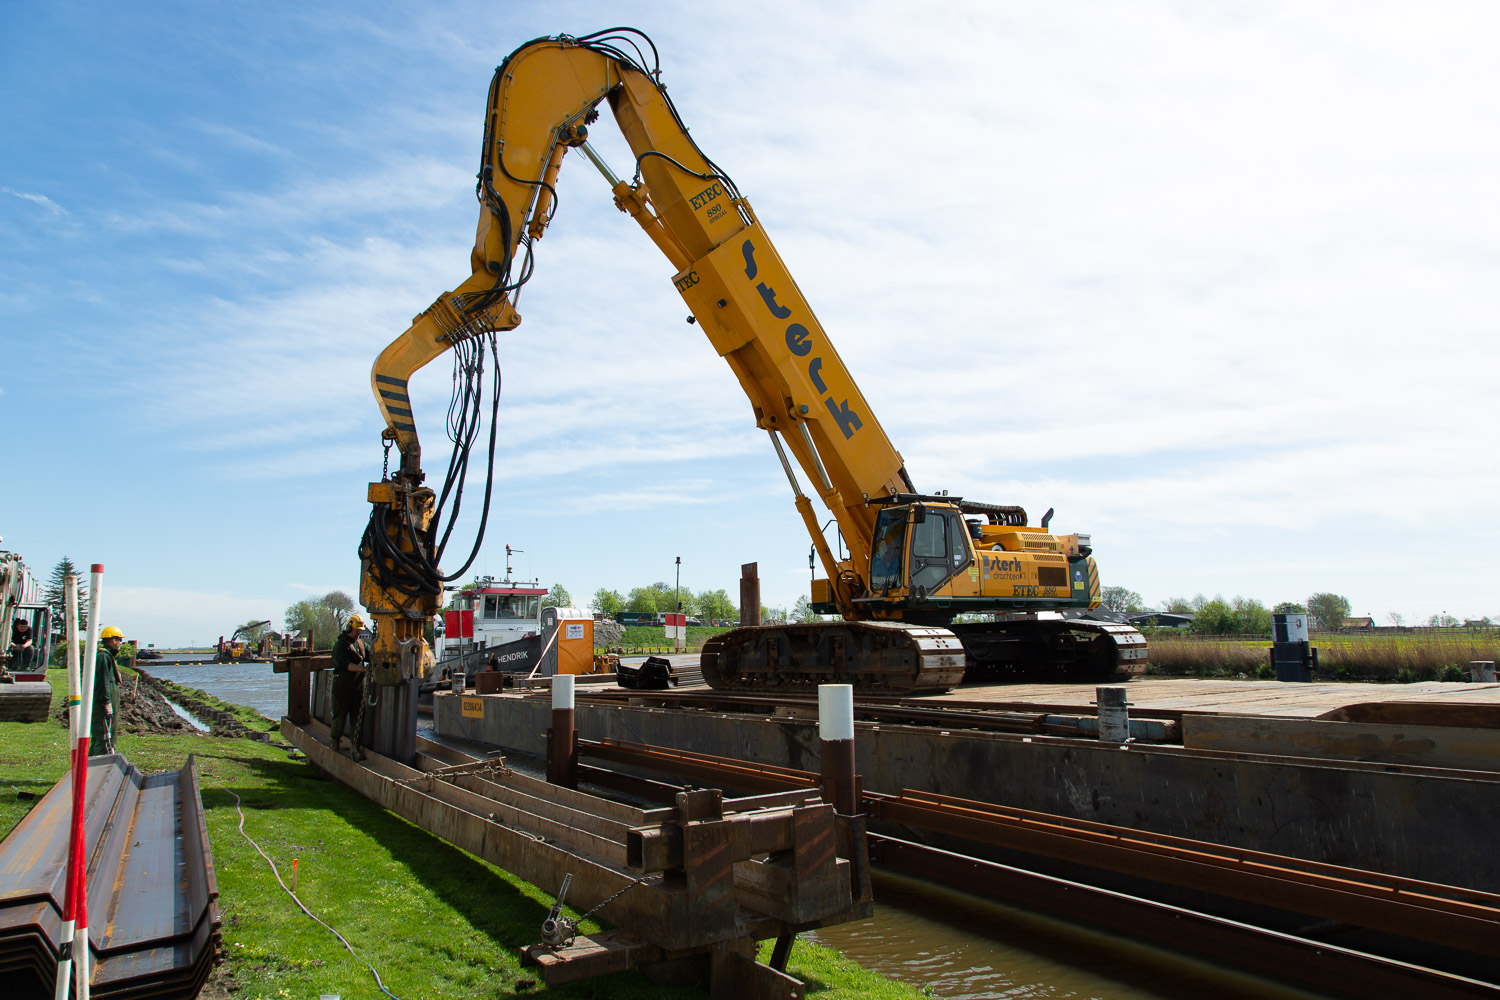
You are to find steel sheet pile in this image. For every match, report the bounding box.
[0,754,220,999]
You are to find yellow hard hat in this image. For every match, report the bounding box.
[101,626,125,639]
[347,615,365,630]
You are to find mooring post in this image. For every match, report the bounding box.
[739,562,761,627]
[547,674,577,788]
[1096,686,1130,743]
[1472,661,1497,683]
[1270,612,1315,682]
[287,658,311,725]
[818,683,860,815]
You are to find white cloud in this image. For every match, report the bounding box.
[2,187,67,215]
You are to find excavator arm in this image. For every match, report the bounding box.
[230,620,272,642]
[361,31,917,689]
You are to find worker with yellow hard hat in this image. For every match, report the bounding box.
[329,614,370,759]
[92,626,126,754]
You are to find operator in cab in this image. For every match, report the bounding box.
[329,615,369,759]
[8,617,34,672]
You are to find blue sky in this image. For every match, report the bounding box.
[3,1,1497,644]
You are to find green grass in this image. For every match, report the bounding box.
[1145,630,1500,682]
[1,668,920,1000]
[598,625,734,654]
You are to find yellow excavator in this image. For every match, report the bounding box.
[216,620,272,663]
[358,29,1147,709]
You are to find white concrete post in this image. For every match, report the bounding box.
[1097,686,1131,743]
[552,673,575,710]
[818,684,858,815]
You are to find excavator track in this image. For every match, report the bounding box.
[948,618,1149,683]
[700,618,1147,694]
[700,621,967,696]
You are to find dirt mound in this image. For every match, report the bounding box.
[120,674,194,733]
[55,671,192,735]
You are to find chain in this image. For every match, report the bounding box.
[540,870,654,951]
[575,873,652,925]
[388,759,509,790]
[382,439,392,481]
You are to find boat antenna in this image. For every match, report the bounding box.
[505,544,524,584]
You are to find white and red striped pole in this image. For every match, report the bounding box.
[54,565,102,1000]
[76,564,101,1000]
[54,572,83,1000]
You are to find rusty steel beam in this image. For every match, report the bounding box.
[283,718,870,967]
[581,685,1187,738]
[866,788,1500,958]
[627,804,828,874]
[578,737,819,795]
[575,763,686,804]
[869,835,1500,1000]
[580,685,1191,721]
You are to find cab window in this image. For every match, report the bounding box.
[869,507,907,591]
[909,509,972,592]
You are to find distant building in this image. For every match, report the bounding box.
[1341,617,1374,630]
[1126,612,1194,629]
[1063,609,1129,624]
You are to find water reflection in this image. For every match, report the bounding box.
[164,699,210,731]
[807,870,1326,1000]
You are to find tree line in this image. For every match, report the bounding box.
[582,583,805,624]
[589,583,739,622]
[281,591,356,648]
[1099,587,1477,635]
[1101,587,1355,634]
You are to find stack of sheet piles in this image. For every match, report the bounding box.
[0,754,221,999]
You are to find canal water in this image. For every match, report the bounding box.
[139,657,291,722]
[146,661,1325,999]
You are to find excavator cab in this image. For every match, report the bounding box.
[867,503,976,602]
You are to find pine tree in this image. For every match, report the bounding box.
[43,557,89,632]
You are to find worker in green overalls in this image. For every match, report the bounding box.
[92,626,125,754]
[329,615,369,759]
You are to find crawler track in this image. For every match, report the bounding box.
[950,618,1148,683]
[700,618,1148,694]
[700,621,966,695]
